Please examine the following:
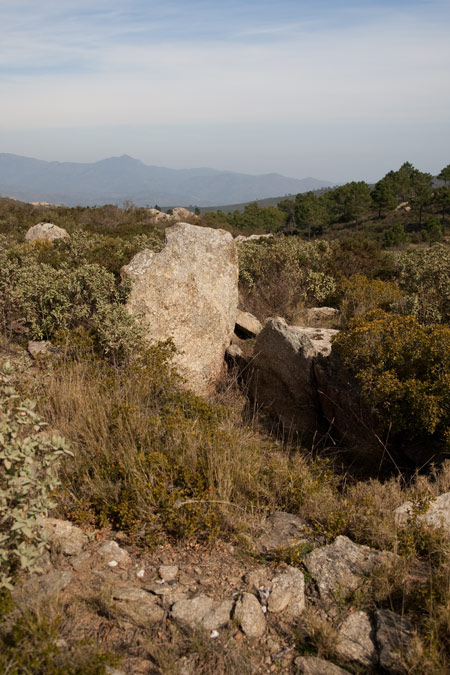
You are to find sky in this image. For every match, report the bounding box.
[1,0,449,183]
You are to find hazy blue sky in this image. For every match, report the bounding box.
[1,0,449,182]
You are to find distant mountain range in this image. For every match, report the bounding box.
[0,153,334,207]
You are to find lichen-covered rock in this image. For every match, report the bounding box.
[394,493,450,535]
[234,592,266,638]
[25,222,69,243]
[171,595,233,631]
[256,511,310,553]
[268,566,305,618]
[375,609,417,674]
[41,518,87,556]
[336,611,377,668]
[303,536,389,606]
[98,540,131,567]
[123,223,238,395]
[294,656,349,674]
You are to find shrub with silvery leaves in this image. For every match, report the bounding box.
[0,361,72,589]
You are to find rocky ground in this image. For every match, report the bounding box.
[8,511,427,674]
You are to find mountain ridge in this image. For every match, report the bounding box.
[0,153,334,207]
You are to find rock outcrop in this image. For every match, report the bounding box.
[122,223,238,395]
[25,222,69,243]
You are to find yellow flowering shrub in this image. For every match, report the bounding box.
[333,311,450,447]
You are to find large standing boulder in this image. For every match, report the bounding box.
[248,317,338,439]
[122,223,238,395]
[25,222,69,243]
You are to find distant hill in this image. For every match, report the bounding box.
[196,187,336,214]
[0,153,334,207]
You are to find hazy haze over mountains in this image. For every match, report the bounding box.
[0,153,334,207]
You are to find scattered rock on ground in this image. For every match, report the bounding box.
[336,610,377,668]
[303,536,389,606]
[171,595,233,631]
[123,223,238,395]
[159,564,179,581]
[394,492,450,535]
[25,222,69,243]
[42,518,87,556]
[375,609,417,674]
[234,592,266,638]
[268,566,305,618]
[294,655,349,674]
[112,586,165,623]
[255,511,310,553]
[98,540,131,567]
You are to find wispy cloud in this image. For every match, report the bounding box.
[0,0,449,179]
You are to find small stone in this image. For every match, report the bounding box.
[210,630,219,639]
[268,566,305,617]
[41,518,87,556]
[136,568,145,578]
[159,564,179,582]
[108,560,118,568]
[113,587,153,602]
[256,512,310,554]
[112,586,164,623]
[234,592,266,638]
[294,656,349,674]
[70,551,91,571]
[244,569,270,591]
[27,341,60,361]
[171,595,232,631]
[98,540,130,567]
[235,309,262,338]
[38,570,73,594]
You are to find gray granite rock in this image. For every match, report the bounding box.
[234,592,266,638]
[336,610,377,667]
[303,536,389,606]
[294,655,349,674]
[171,595,233,631]
[375,609,416,674]
[268,565,305,618]
[256,511,310,554]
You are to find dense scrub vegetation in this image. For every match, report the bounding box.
[1,160,450,671]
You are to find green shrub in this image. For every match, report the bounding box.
[238,238,338,320]
[394,244,450,324]
[339,273,403,323]
[333,311,450,448]
[0,241,146,363]
[0,361,72,588]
